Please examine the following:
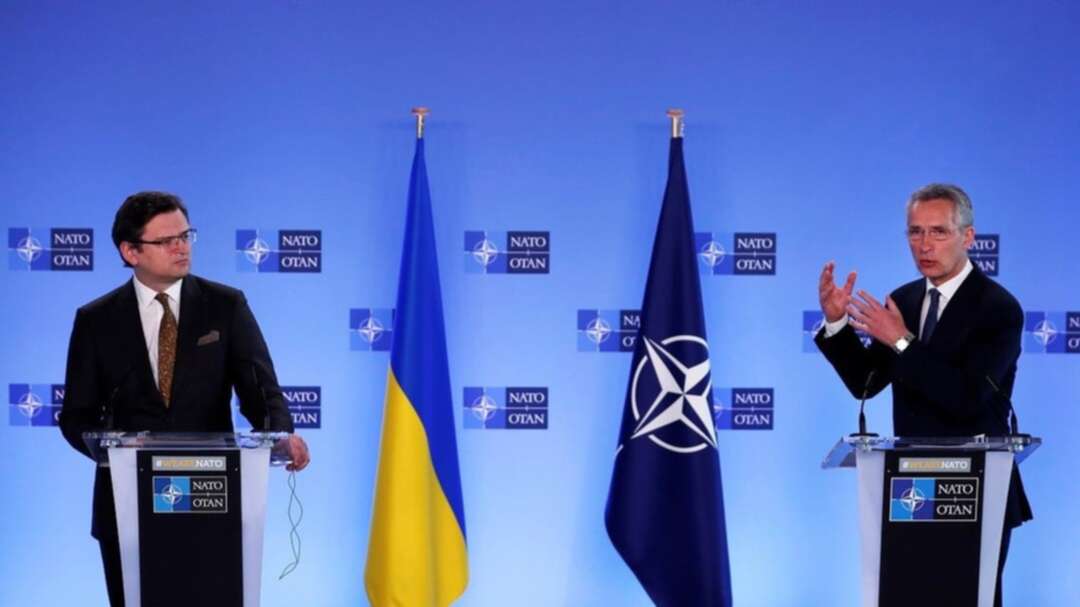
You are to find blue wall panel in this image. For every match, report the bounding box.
[2,1,1077,605]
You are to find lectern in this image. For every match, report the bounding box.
[84,432,291,607]
[823,435,1039,607]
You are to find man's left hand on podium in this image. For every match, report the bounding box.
[279,434,311,471]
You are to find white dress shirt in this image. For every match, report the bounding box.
[132,277,183,385]
[823,259,974,339]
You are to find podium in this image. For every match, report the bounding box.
[823,435,1039,607]
[83,432,292,607]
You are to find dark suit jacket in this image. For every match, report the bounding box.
[815,264,1032,528]
[59,275,294,539]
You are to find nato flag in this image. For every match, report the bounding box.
[605,136,733,606]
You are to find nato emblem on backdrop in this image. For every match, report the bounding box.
[462,386,548,430]
[802,310,872,352]
[1023,311,1080,353]
[713,388,774,430]
[695,231,776,275]
[464,230,550,274]
[577,309,640,352]
[8,383,63,426]
[8,227,93,271]
[235,229,322,273]
[232,385,320,429]
[350,308,394,351]
[970,234,999,276]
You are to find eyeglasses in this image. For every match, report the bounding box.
[906,226,956,242]
[133,229,198,248]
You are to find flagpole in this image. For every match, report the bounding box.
[412,106,429,139]
[667,108,684,139]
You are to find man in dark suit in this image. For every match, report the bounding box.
[815,183,1031,607]
[59,191,311,607]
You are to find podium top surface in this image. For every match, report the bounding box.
[83,431,294,466]
[822,434,1042,469]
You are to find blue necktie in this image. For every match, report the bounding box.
[921,288,941,344]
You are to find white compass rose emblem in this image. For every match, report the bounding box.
[16,391,44,419]
[243,238,271,265]
[469,394,498,423]
[628,334,716,453]
[471,239,499,267]
[356,315,385,344]
[161,484,184,505]
[698,240,725,268]
[16,236,44,263]
[1033,319,1057,346]
[585,317,613,344]
[899,487,927,513]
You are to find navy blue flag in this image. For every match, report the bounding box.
[605,136,734,607]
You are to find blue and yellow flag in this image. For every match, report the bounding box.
[365,137,468,606]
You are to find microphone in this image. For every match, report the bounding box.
[103,366,135,431]
[849,369,879,437]
[985,375,1027,438]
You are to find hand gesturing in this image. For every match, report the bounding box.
[819,261,856,322]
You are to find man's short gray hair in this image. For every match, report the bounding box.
[907,183,974,229]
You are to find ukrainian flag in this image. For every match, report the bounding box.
[365,137,468,606]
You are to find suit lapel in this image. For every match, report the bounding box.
[898,281,925,338]
[169,277,207,406]
[927,265,985,348]
[113,280,162,405]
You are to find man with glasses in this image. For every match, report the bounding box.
[814,183,1031,606]
[59,191,310,607]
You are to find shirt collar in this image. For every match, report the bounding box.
[133,276,184,309]
[924,258,973,303]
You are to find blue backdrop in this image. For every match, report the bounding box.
[2,1,1078,605]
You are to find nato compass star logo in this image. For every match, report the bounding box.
[161,483,184,505]
[1032,319,1057,346]
[899,486,927,514]
[243,237,271,265]
[463,387,549,430]
[1024,311,1080,353]
[350,308,394,351]
[236,229,323,273]
[471,238,499,268]
[9,383,63,426]
[698,239,725,269]
[9,228,94,271]
[356,315,386,345]
[626,335,716,453]
[577,309,640,352]
[465,230,550,274]
[16,235,44,263]
[585,317,613,345]
[469,394,498,423]
[16,391,43,419]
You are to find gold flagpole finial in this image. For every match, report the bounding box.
[666,108,685,139]
[411,106,430,139]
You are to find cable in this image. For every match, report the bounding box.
[278,469,303,579]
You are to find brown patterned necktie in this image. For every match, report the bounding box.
[156,292,177,407]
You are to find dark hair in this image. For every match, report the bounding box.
[111,191,189,267]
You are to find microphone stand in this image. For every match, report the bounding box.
[849,370,879,438]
